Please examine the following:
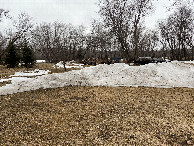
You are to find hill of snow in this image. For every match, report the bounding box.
[0,61,194,95]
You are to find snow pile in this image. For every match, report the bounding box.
[10,69,51,77]
[0,69,51,83]
[184,61,194,64]
[53,61,84,69]
[0,62,194,95]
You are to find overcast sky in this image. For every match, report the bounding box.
[0,0,193,32]
[0,0,100,27]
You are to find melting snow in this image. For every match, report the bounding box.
[0,69,51,83]
[53,61,84,69]
[0,62,194,95]
[10,69,51,77]
[184,61,194,64]
[36,60,46,63]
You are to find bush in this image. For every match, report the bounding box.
[21,42,35,68]
[5,43,20,68]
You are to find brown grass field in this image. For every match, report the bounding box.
[0,86,194,145]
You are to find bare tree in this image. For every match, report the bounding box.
[0,32,7,63]
[32,23,53,62]
[5,12,34,53]
[139,29,159,57]
[0,9,9,22]
[159,4,193,60]
[132,0,152,58]
[99,0,133,61]
[99,0,152,61]
[90,20,112,59]
[0,9,9,63]
[32,22,86,70]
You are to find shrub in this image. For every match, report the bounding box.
[21,42,35,69]
[5,43,20,68]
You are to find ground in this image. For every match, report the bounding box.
[0,86,193,145]
[0,63,80,78]
[0,63,82,87]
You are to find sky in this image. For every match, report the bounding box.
[0,0,193,32]
[0,0,100,29]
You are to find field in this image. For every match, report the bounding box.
[0,86,194,145]
[0,62,194,145]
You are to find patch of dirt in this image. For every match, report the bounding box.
[0,86,194,145]
[0,81,11,87]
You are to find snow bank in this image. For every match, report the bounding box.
[53,61,84,69]
[10,69,51,77]
[0,62,194,95]
[184,61,194,64]
[0,69,50,83]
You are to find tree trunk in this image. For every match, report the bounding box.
[192,46,194,61]
[63,62,67,71]
[133,23,139,60]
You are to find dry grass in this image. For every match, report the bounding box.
[0,65,26,79]
[185,63,194,66]
[0,86,193,145]
[0,81,11,87]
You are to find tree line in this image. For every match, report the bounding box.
[0,0,193,68]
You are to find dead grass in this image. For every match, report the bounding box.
[185,63,194,66]
[0,86,193,145]
[0,81,11,87]
[0,65,26,79]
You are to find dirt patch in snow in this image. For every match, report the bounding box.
[0,86,193,145]
[0,81,11,87]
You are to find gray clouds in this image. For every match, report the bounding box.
[0,0,100,27]
[0,0,193,30]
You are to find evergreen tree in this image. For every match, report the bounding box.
[76,47,84,62]
[5,43,20,68]
[21,42,35,69]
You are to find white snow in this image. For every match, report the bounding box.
[10,69,51,77]
[184,61,194,64]
[0,62,194,95]
[36,60,46,63]
[53,61,84,69]
[0,69,51,83]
